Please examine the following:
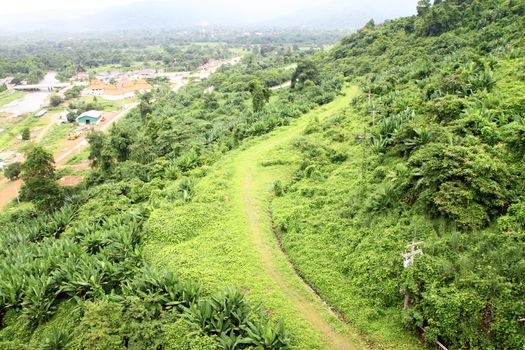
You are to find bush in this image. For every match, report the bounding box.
[3,162,21,181]
[21,127,30,141]
[408,143,513,229]
[49,94,63,107]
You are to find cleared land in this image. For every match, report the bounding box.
[145,87,369,349]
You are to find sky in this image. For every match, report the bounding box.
[0,0,325,16]
[0,0,418,32]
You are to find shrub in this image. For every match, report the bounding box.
[408,143,513,229]
[49,95,63,107]
[21,127,30,141]
[3,162,21,181]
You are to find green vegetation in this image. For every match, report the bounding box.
[1,2,525,348]
[0,90,25,107]
[39,123,76,153]
[0,114,49,151]
[249,80,271,112]
[269,0,525,349]
[3,162,21,180]
[49,94,63,107]
[19,145,63,211]
[0,41,344,348]
[64,86,82,100]
[21,127,30,141]
[0,29,340,83]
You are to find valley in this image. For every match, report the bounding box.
[0,1,524,349]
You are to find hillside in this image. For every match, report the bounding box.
[0,49,351,349]
[271,0,525,348]
[0,0,524,349]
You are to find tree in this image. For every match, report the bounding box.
[138,92,153,124]
[66,112,77,123]
[20,145,63,211]
[203,93,219,110]
[109,125,133,162]
[3,162,21,181]
[291,59,320,88]
[0,83,6,92]
[49,94,63,107]
[21,127,30,141]
[417,0,431,16]
[248,80,270,113]
[64,86,81,100]
[88,131,115,173]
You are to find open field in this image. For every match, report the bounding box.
[79,96,137,110]
[0,114,51,152]
[0,90,25,107]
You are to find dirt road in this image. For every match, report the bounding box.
[0,104,138,211]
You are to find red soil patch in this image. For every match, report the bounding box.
[58,176,84,186]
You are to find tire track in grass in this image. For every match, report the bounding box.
[234,86,365,349]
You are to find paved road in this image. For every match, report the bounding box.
[0,72,58,117]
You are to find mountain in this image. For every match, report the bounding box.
[0,1,245,33]
[0,0,418,33]
[263,0,417,28]
[78,1,249,30]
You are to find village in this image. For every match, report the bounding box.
[0,56,242,210]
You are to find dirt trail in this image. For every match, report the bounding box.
[234,86,363,349]
[34,116,56,142]
[0,179,21,209]
[242,169,358,350]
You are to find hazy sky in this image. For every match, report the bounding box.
[0,0,327,16]
[0,0,418,31]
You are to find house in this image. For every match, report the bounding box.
[87,80,106,96]
[84,77,152,99]
[76,110,102,125]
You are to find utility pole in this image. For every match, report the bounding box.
[368,89,376,127]
[402,232,424,309]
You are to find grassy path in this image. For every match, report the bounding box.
[147,86,366,349]
[237,87,361,349]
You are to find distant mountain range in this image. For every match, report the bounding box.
[0,0,417,33]
[264,0,417,29]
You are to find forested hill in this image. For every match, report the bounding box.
[1,1,524,349]
[271,0,525,348]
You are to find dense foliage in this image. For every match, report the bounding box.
[0,29,340,83]
[270,0,525,348]
[0,42,342,348]
[85,52,342,185]
[2,2,524,348]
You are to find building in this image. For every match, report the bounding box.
[84,76,152,99]
[76,110,102,125]
[87,80,106,96]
